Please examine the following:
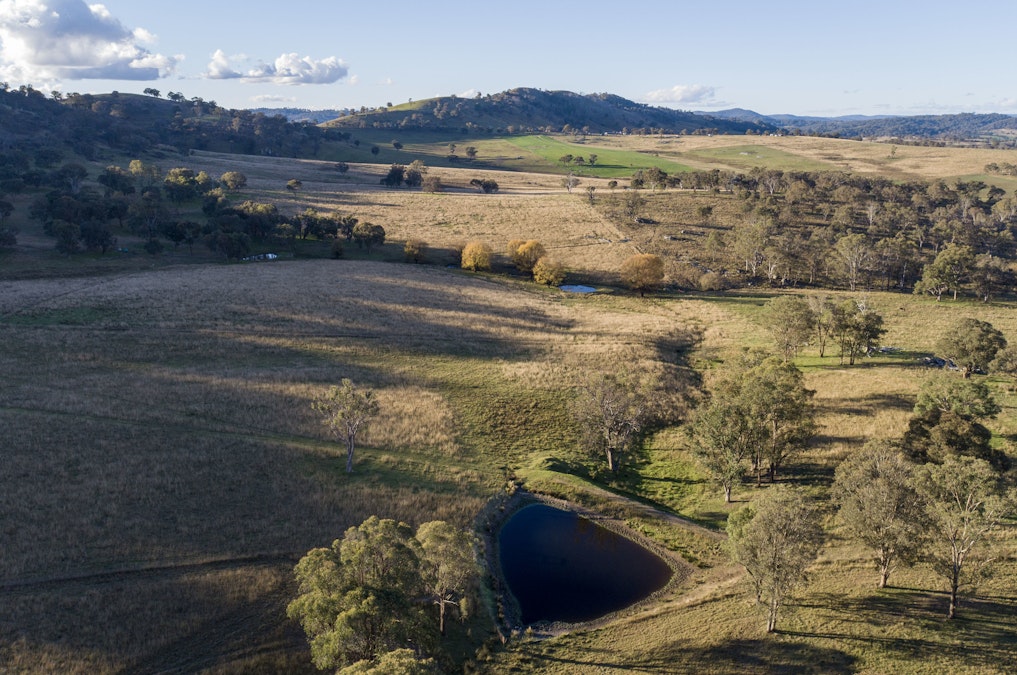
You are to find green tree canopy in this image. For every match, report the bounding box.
[287,517,428,670]
[831,300,886,365]
[914,243,974,301]
[833,441,928,588]
[763,295,815,361]
[288,517,479,671]
[935,318,1007,378]
[689,390,759,502]
[727,485,824,632]
[902,376,1008,472]
[915,457,1016,619]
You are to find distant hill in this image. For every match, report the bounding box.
[706,107,1017,144]
[249,108,349,124]
[323,88,776,135]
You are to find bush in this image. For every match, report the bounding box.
[330,239,344,258]
[533,256,566,286]
[460,241,492,271]
[404,239,427,263]
[509,239,546,274]
[421,174,443,193]
[620,253,665,297]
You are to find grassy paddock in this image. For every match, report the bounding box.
[0,259,699,671]
[4,134,1017,672]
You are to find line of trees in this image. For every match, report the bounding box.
[612,166,1017,298]
[23,160,392,261]
[712,317,1016,632]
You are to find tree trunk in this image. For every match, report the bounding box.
[948,566,960,619]
[606,448,616,473]
[439,600,447,636]
[346,438,355,473]
[724,484,732,503]
[878,563,890,589]
[766,597,780,632]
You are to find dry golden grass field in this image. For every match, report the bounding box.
[2,134,1017,673]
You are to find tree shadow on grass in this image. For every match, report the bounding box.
[786,587,1017,670]
[582,636,858,674]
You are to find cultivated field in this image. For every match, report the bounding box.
[2,134,1016,673]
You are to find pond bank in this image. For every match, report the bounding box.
[475,486,700,638]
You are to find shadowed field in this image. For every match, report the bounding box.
[0,259,699,671]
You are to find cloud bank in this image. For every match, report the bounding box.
[0,0,178,82]
[205,50,348,85]
[644,84,720,107]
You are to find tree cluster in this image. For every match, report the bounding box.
[288,516,480,673]
[24,158,390,262]
[614,166,1017,298]
[691,355,816,499]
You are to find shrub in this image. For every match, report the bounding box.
[461,241,492,271]
[422,174,443,193]
[509,239,546,274]
[533,256,566,286]
[404,239,427,263]
[620,253,665,297]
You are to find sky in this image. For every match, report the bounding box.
[1,0,1016,117]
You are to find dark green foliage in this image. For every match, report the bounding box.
[935,318,1007,377]
[831,300,886,365]
[352,222,386,252]
[902,376,1009,472]
[288,516,479,671]
[469,178,499,194]
[381,164,405,187]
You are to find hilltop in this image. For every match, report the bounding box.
[322,87,775,135]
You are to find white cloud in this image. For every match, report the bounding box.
[204,50,348,85]
[644,84,720,106]
[252,94,297,103]
[204,49,241,80]
[347,74,359,85]
[0,0,179,82]
[250,53,347,84]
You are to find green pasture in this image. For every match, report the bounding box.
[505,135,696,176]
[681,144,841,172]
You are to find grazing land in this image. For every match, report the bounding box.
[1,134,1017,673]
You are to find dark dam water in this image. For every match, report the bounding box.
[498,503,673,624]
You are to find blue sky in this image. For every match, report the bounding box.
[1,0,1015,116]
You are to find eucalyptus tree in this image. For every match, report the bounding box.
[311,379,380,473]
[727,485,823,632]
[935,318,1007,378]
[915,457,1016,619]
[763,295,815,361]
[833,441,928,588]
[572,372,646,474]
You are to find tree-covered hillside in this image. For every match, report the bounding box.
[325,87,776,135]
